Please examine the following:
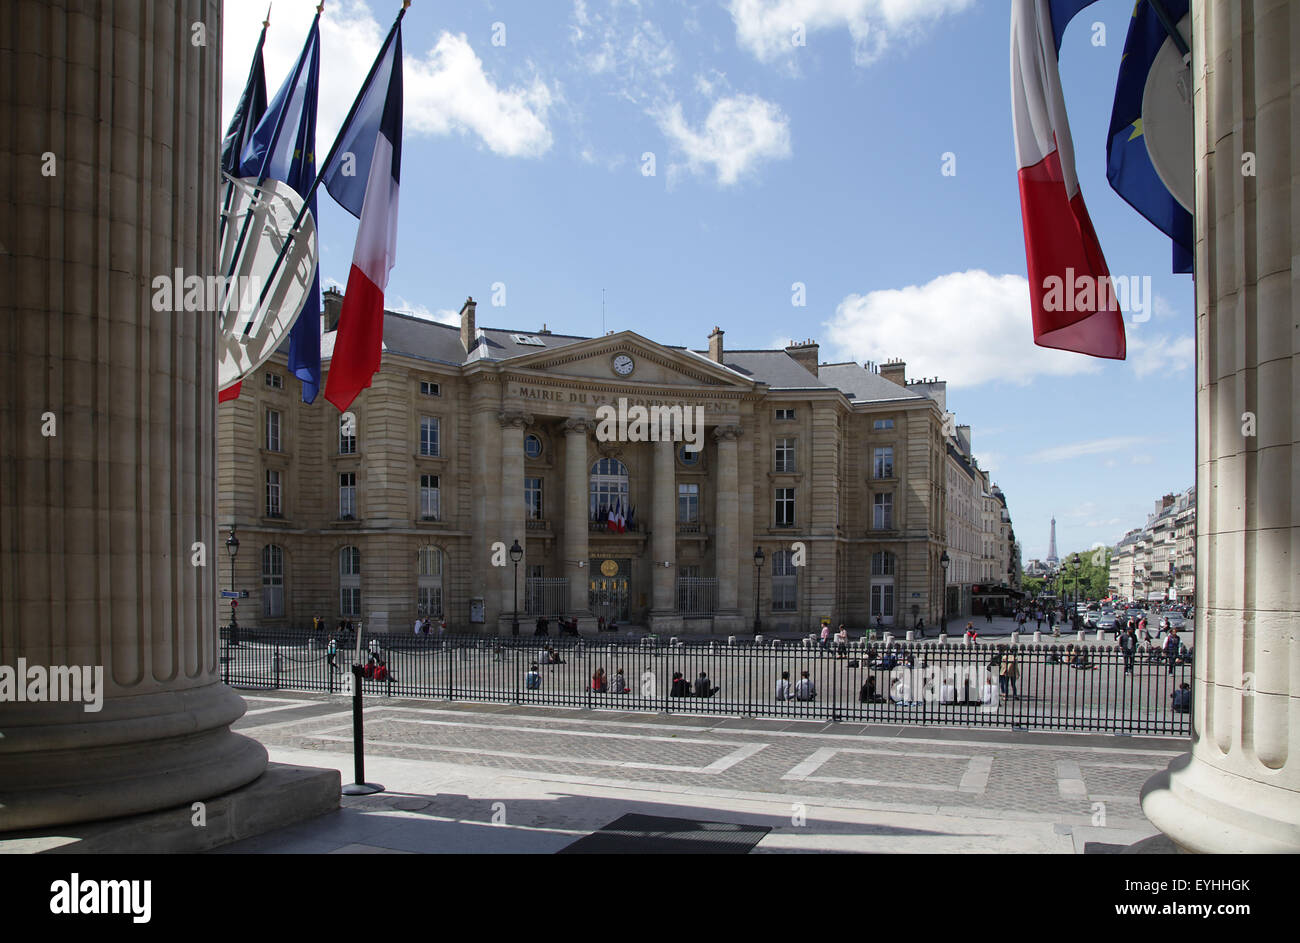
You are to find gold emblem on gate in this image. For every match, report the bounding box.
[600,559,619,577]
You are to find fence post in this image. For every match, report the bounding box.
[273,644,281,689]
[222,633,230,686]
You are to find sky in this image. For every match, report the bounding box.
[220,0,1196,562]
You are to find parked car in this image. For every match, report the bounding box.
[1161,614,1186,631]
[1095,613,1118,631]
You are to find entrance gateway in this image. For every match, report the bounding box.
[589,558,631,623]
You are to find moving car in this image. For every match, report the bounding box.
[1094,612,1118,631]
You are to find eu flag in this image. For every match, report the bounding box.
[1106,0,1193,274]
[239,16,323,403]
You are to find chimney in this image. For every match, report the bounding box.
[784,338,819,377]
[708,326,724,363]
[958,424,971,452]
[879,358,907,386]
[323,286,344,332]
[459,296,477,353]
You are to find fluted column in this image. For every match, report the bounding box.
[650,438,677,623]
[1141,0,1300,852]
[0,0,268,830]
[498,409,531,634]
[713,424,743,628]
[563,417,593,619]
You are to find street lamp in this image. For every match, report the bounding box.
[509,539,523,636]
[939,550,950,636]
[1071,554,1081,630]
[753,547,764,634]
[225,526,240,647]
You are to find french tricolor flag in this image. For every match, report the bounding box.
[1011,0,1125,359]
[322,22,404,412]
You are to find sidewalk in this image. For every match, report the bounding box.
[218,694,1179,854]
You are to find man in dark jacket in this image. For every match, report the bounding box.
[1119,626,1137,673]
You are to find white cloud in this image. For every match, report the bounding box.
[389,297,460,325]
[727,0,973,66]
[568,0,677,105]
[1026,437,1149,464]
[974,451,1004,475]
[1128,331,1194,378]
[222,1,553,161]
[824,270,1104,388]
[655,94,791,185]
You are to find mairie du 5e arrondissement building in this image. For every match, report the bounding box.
[218,289,995,635]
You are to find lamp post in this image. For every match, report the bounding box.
[509,539,523,636]
[225,526,240,647]
[1071,554,1081,630]
[753,547,764,634]
[939,550,950,636]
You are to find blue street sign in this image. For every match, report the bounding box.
[221,591,239,599]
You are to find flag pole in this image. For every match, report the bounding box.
[218,13,271,248]
[244,2,409,334]
[1148,0,1190,63]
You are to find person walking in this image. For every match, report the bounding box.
[999,650,1020,698]
[327,637,339,674]
[819,622,831,651]
[1162,628,1181,674]
[1120,625,1137,674]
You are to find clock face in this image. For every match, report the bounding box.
[612,354,634,376]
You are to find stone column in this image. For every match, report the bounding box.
[649,438,677,629]
[563,417,593,622]
[1141,0,1300,852]
[498,409,531,635]
[0,0,268,831]
[713,424,743,631]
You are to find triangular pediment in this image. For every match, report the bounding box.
[499,331,756,390]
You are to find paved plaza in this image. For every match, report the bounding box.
[220,691,1182,853]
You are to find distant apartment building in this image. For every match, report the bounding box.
[1107,487,1195,604]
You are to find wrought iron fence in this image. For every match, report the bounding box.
[219,627,1193,736]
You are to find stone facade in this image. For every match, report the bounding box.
[218,304,954,635]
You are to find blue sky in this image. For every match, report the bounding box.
[222,0,1195,561]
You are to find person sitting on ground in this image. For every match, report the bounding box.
[776,671,794,701]
[794,670,817,701]
[525,664,541,690]
[964,622,978,644]
[591,667,608,693]
[1063,643,1076,666]
[1171,682,1192,713]
[545,646,565,665]
[611,667,628,694]
[694,670,720,698]
[670,671,692,697]
[1073,647,1092,670]
[860,675,885,704]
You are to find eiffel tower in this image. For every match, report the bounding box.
[1046,515,1059,567]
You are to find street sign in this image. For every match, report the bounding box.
[220,591,239,599]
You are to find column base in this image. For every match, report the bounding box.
[710,610,746,635]
[648,610,685,634]
[1141,751,1300,853]
[0,682,268,833]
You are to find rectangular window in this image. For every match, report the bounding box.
[775,408,795,421]
[678,483,700,523]
[339,472,356,518]
[265,372,283,389]
[339,415,356,455]
[775,438,796,473]
[420,474,440,520]
[266,409,281,452]
[340,587,361,616]
[873,418,894,431]
[775,488,796,526]
[871,583,895,617]
[420,380,440,396]
[265,470,282,518]
[873,492,893,529]
[525,477,543,519]
[873,446,894,479]
[419,416,440,457]
[772,551,797,611]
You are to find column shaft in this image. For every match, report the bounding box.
[563,418,591,617]
[651,439,676,614]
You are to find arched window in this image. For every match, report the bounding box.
[589,458,629,521]
[417,546,443,617]
[339,546,361,616]
[772,550,797,611]
[262,545,284,617]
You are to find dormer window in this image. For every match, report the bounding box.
[511,334,546,346]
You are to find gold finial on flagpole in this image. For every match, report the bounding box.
[317,1,325,13]
[403,1,411,8]
[263,4,271,27]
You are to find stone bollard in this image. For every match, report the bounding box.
[709,641,717,652]
[937,634,949,645]
[905,631,915,642]
[883,633,894,646]
[1095,630,1105,642]
[727,636,736,646]
[1011,632,1019,644]
[670,637,678,646]
[1076,631,1086,642]
[1033,632,1042,644]
[754,634,764,645]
